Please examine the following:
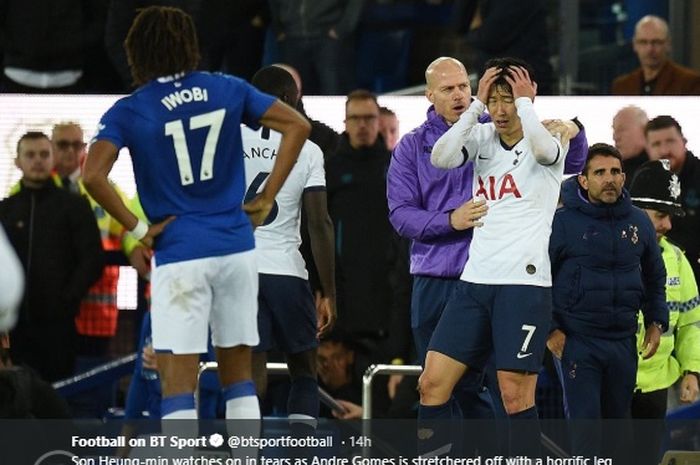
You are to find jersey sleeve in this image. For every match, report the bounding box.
[515,97,563,166]
[431,99,488,168]
[92,98,131,150]
[303,141,326,191]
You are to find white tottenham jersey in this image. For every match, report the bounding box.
[433,98,567,286]
[242,125,326,278]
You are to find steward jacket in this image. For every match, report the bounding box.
[636,236,700,392]
[549,177,668,339]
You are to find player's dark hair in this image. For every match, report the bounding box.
[125,6,200,87]
[251,66,299,107]
[582,142,623,175]
[645,115,684,137]
[16,131,50,155]
[483,57,535,95]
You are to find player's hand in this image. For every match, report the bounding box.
[641,324,662,359]
[476,67,500,103]
[315,290,336,337]
[243,194,274,228]
[142,343,158,371]
[542,119,577,146]
[546,329,566,359]
[332,399,363,419]
[128,246,152,280]
[679,373,699,403]
[505,66,536,101]
[450,198,488,230]
[142,216,176,248]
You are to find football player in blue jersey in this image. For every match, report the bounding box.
[83,5,310,433]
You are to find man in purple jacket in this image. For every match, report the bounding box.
[386,56,588,454]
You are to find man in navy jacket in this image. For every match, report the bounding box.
[547,143,668,460]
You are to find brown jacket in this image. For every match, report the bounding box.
[611,60,700,95]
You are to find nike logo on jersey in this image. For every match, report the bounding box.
[516,352,532,359]
[478,155,489,160]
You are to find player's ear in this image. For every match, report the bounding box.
[577,174,588,190]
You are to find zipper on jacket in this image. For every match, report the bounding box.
[610,211,618,312]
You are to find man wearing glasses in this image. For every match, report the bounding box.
[325,90,409,366]
[51,122,150,417]
[611,15,700,95]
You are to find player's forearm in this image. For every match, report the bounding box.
[309,214,336,299]
[431,100,484,169]
[84,176,140,232]
[515,97,559,164]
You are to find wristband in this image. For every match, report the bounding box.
[130,220,149,241]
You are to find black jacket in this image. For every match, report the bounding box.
[549,177,667,339]
[667,151,700,283]
[0,181,103,327]
[326,135,398,350]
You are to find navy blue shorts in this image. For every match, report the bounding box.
[253,274,318,354]
[428,281,551,373]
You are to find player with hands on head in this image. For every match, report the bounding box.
[424,57,569,459]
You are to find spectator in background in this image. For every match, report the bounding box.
[316,330,391,419]
[269,0,366,95]
[0,227,23,333]
[326,89,408,365]
[453,0,555,94]
[50,122,148,417]
[0,0,109,93]
[628,160,700,465]
[548,144,667,461]
[197,0,269,81]
[379,106,399,151]
[0,131,103,382]
[0,333,71,418]
[645,115,700,285]
[612,105,650,187]
[612,15,700,95]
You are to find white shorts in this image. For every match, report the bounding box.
[150,250,259,354]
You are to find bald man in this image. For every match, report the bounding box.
[612,105,649,186]
[386,56,588,455]
[612,15,700,95]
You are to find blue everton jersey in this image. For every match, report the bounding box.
[93,71,276,264]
